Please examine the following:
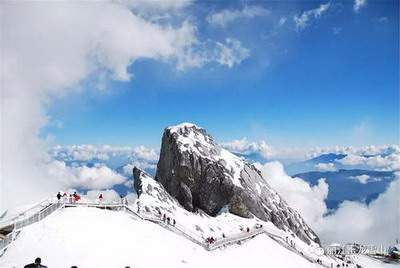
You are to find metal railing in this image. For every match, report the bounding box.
[134,209,349,268]
[0,232,15,256]
[0,198,56,230]
[0,201,64,254]
[135,210,267,251]
[14,202,64,230]
[207,228,265,250]
[0,200,347,267]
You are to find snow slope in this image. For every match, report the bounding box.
[0,207,320,268]
[350,255,399,268]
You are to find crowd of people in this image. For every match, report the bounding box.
[206,236,216,244]
[204,224,265,246]
[316,258,350,267]
[56,192,81,203]
[56,192,110,203]
[160,212,176,226]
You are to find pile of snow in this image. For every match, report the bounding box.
[0,207,322,268]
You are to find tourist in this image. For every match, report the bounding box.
[24,257,47,268]
[63,192,68,203]
[56,192,61,201]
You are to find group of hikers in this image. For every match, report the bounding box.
[56,192,106,203]
[56,192,81,203]
[205,223,264,245]
[206,236,216,244]
[316,258,350,267]
[159,211,176,226]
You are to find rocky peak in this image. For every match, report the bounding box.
[155,123,320,245]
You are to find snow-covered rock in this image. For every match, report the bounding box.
[155,123,320,245]
[133,166,267,242]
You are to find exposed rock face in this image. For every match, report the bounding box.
[133,166,182,215]
[155,123,320,245]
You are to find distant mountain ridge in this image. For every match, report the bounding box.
[306,153,347,164]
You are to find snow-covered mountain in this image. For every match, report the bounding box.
[154,123,319,245]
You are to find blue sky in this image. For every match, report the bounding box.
[43,0,399,149]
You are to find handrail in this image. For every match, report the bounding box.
[0,201,344,267]
[0,201,65,253]
[134,209,345,268]
[207,228,265,250]
[135,210,267,251]
[0,198,56,229]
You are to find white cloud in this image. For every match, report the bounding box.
[2,1,246,212]
[338,152,400,172]
[223,139,400,167]
[315,163,337,172]
[132,146,159,161]
[308,145,385,157]
[294,2,331,31]
[316,176,399,246]
[207,5,269,27]
[278,17,287,26]
[254,162,329,226]
[222,138,274,158]
[50,144,158,179]
[215,39,250,68]
[222,137,313,160]
[48,161,126,190]
[51,144,159,163]
[173,38,251,70]
[122,162,156,177]
[117,0,192,12]
[354,0,367,13]
[254,161,400,246]
[350,174,374,184]
[173,37,251,70]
